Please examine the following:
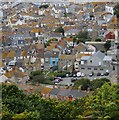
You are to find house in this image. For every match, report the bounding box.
[41,87,52,98]
[74,53,92,72]
[67,90,88,101]
[49,33,63,40]
[58,54,75,72]
[50,49,59,68]
[105,5,114,14]
[49,88,60,99]
[104,31,116,41]
[64,29,79,37]
[44,49,59,70]
[79,51,113,75]
[66,4,80,14]
[101,12,113,22]
[87,51,105,66]
[57,89,71,100]
[11,34,31,46]
[64,37,73,47]
[103,56,113,68]
[73,43,88,54]
[0,75,8,83]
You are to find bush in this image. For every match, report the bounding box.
[74,78,90,90]
[90,78,110,90]
[56,73,66,78]
[95,38,101,42]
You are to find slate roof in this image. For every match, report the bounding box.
[50,33,63,38]
[50,88,60,96]
[41,87,52,94]
[65,29,79,34]
[80,56,90,61]
[68,90,87,98]
[92,51,105,59]
[57,89,71,97]
[103,56,112,61]
[59,54,75,60]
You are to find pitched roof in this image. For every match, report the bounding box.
[74,43,87,51]
[57,89,71,97]
[65,38,73,42]
[0,75,8,83]
[103,56,112,61]
[68,90,87,98]
[65,29,79,34]
[47,43,57,51]
[7,51,15,58]
[35,43,44,49]
[50,33,63,38]
[50,88,60,95]
[59,54,75,60]
[92,51,105,59]
[80,56,90,61]
[0,61,2,67]
[31,28,43,33]
[41,87,52,94]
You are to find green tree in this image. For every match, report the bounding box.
[95,38,101,42]
[76,31,90,43]
[39,4,49,9]
[12,111,40,119]
[104,41,111,51]
[90,83,119,118]
[114,3,119,18]
[74,78,90,90]
[55,26,64,36]
[90,78,111,90]
[45,38,58,47]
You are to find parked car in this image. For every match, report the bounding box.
[54,77,63,83]
[101,73,104,76]
[81,73,85,77]
[89,72,94,77]
[104,72,109,76]
[97,72,101,76]
[71,78,77,82]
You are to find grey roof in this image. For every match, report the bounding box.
[50,88,60,95]
[44,50,59,58]
[68,90,87,98]
[57,89,71,97]
[65,29,79,34]
[80,56,90,61]
[92,51,105,59]
[44,51,52,58]
[103,56,112,61]
[12,33,31,39]
[50,33,63,38]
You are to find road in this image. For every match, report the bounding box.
[59,77,74,86]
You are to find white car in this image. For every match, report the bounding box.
[0,68,6,74]
[81,73,85,77]
[101,73,104,76]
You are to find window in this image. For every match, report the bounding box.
[94,68,97,70]
[88,68,91,70]
[52,61,55,64]
[81,68,85,69]
[90,60,92,63]
[100,68,103,70]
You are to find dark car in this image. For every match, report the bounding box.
[71,78,77,82]
[97,72,101,76]
[104,72,109,76]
